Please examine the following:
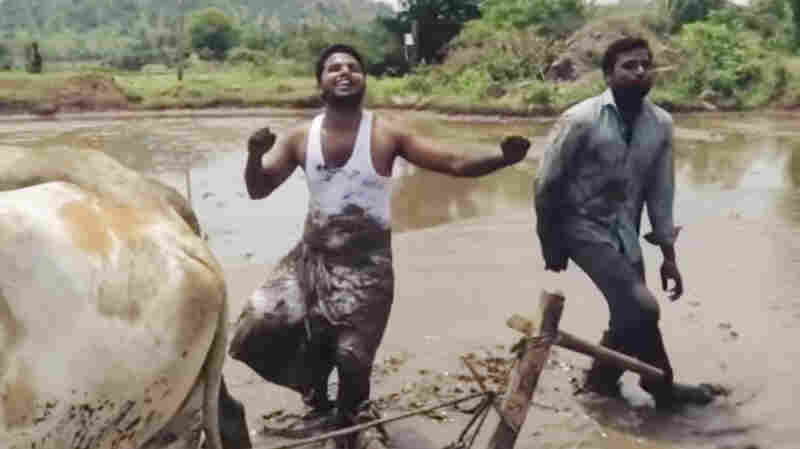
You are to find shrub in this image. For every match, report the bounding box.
[227,47,269,66]
[448,67,491,99]
[189,8,241,61]
[524,82,555,104]
[406,74,434,95]
[105,47,162,71]
[673,21,784,107]
[678,22,750,95]
[0,43,11,70]
[480,0,588,37]
[449,23,565,83]
[656,0,727,32]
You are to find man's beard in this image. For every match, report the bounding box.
[613,83,651,110]
[322,87,365,108]
[618,83,651,102]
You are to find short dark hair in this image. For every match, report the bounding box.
[315,44,365,83]
[602,37,652,75]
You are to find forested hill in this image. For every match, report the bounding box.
[0,0,393,34]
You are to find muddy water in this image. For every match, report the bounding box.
[2,110,796,267]
[0,108,798,449]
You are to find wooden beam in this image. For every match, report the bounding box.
[487,290,564,449]
[507,315,665,381]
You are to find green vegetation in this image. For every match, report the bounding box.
[116,66,319,110]
[3,0,800,115]
[0,44,11,70]
[479,0,588,37]
[188,8,241,60]
[369,0,800,114]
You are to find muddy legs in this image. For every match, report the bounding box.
[583,330,626,397]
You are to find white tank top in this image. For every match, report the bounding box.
[303,111,392,246]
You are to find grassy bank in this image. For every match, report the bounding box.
[0,65,323,114]
[6,7,800,118]
[7,0,800,118]
[4,49,800,117]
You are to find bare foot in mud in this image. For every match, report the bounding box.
[259,407,337,439]
[573,376,731,411]
[302,403,336,422]
[571,376,622,398]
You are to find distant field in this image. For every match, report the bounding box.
[5,54,800,116]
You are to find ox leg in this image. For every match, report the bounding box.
[202,299,228,449]
[219,375,252,449]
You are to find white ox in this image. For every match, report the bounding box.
[0,146,248,449]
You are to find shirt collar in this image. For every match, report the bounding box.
[600,88,653,118]
[600,88,617,111]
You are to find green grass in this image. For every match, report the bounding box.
[3,50,800,116]
[114,66,319,109]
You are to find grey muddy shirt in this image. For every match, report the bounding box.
[534,89,679,268]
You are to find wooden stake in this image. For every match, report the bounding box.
[487,290,565,449]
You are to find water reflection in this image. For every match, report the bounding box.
[0,109,798,262]
[391,112,800,230]
[384,113,542,232]
[391,160,533,232]
[673,134,754,188]
[7,115,297,174]
[668,114,800,226]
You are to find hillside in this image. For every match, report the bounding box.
[0,0,393,34]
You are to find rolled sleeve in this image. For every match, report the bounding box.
[643,120,680,247]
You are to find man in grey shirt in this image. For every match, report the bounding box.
[534,37,717,409]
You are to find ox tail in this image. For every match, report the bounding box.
[202,289,228,449]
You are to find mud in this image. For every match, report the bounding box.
[0,108,797,449]
[0,74,131,115]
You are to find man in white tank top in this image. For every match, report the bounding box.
[230,44,530,440]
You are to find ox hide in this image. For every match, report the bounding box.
[0,146,229,449]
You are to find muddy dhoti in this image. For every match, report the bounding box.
[230,208,393,417]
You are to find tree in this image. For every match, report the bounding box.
[656,0,727,32]
[398,0,481,23]
[25,41,43,73]
[480,0,588,37]
[788,0,800,48]
[188,7,240,60]
[0,43,12,70]
[386,0,481,63]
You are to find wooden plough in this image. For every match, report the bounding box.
[260,290,667,449]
